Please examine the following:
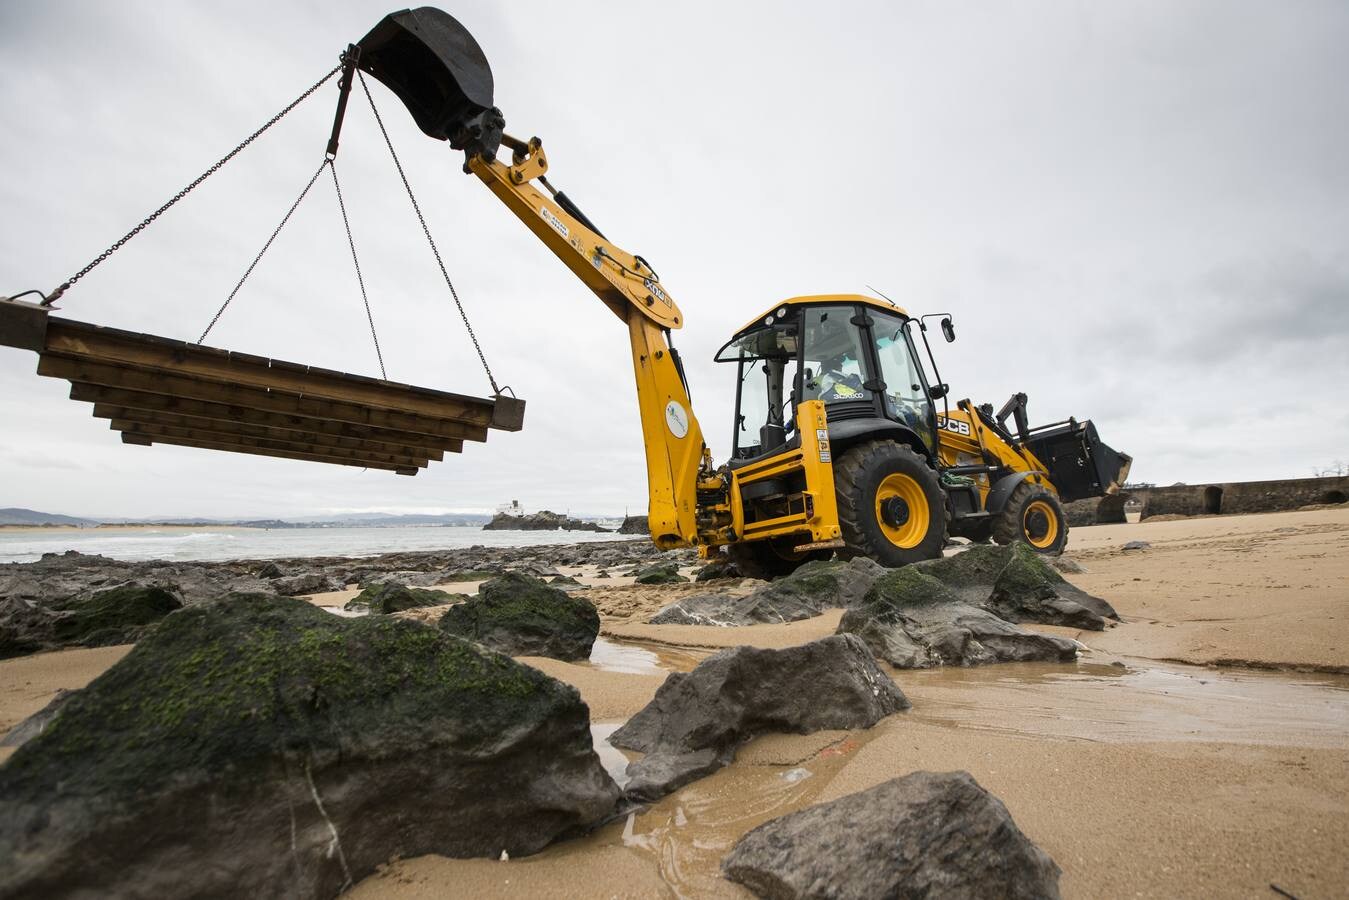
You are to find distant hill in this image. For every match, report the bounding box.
[0,507,96,526]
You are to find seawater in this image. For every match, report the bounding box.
[0,525,643,565]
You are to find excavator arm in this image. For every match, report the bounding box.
[355,8,710,547]
[468,142,710,547]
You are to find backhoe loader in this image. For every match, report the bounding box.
[356,8,1131,577]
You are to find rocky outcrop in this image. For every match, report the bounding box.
[482,510,610,532]
[0,594,620,899]
[633,562,688,585]
[0,583,182,659]
[837,568,1079,668]
[722,770,1061,900]
[916,543,1118,631]
[271,572,345,596]
[617,515,649,535]
[344,582,453,614]
[649,558,882,626]
[439,573,600,661]
[609,635,908,801]
[694,557,742,581]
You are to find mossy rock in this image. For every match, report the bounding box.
[633,562,688,585]
[839,568,1078,669]
[0,584,182,659]
[0,593,620,898]
[439,573,600,661]
[344,582,453,614]
[750,557,885,610]
[912,544,1018,602]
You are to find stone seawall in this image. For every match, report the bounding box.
[1060,475,1348,525]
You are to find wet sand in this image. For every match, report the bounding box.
[2,507,1347,897]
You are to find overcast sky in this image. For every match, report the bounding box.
[2,1,1346,519]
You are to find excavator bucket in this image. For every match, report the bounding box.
[356,7,503,158]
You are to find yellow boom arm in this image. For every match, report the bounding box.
[465,137,707,548]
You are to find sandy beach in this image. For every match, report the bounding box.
[3,507,1346,898]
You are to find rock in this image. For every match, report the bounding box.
[1050,556,1087,574]
[1,690,73,749]
[359,570,450,589]
[722,770,1061,900]
[694,557,741,581]
[617,514,649,535]
[344,582,453,615]
[549,574,581,586]
[648,590,815,627]
[610,635,907,801]
[1122,540,1151,551]
[439,573,600,661]
[648,558,884,627]
[984,544,1118,630]
[0,594,620,899]
[744,557,885,611]
[271,572,344,596]
[483,510,610,532]
[252,561,284,579]
[916,544,1117,630]
[0,583,182,659]
[837,568,1078,669]
[634,562,688,585]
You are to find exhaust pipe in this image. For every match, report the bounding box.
[356,7,503,161]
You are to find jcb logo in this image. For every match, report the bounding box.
[938,417,971,436]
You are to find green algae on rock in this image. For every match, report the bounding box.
[439,573,600,661]
[343,581,453,614]
[838,568,1078,668]
[633,561,688,584]
[0,583,183,660]
[0,593,620,900]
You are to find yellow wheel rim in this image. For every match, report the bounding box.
[874,473,930,549]
[1023,499,1059,549]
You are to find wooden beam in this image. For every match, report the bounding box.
[112,421,429,469]
[44,318,506,428]
[67,383,480,446]
[94,406,450,461]
[39,357,489,442]
[120,431,416,474]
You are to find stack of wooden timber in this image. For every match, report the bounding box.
[0,298,524,475]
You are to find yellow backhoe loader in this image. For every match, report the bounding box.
[353,7,1131,577]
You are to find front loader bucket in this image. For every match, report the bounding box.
[356,7,502,157]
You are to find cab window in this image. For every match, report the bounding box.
[800,307,872,406]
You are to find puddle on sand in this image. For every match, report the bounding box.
[615,730,873,899]
[590,723,634,788]
[586,637,702,675]
[899,658,1349,749]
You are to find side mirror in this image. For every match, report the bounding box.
[940,317,956,343]
[929,383,949,400]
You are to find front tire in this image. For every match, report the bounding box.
[834,441,947,567]
[992,482,1069,555]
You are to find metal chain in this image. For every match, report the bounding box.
[355,71,501,395]
[44,64,342,307]
[197,157,330,344]
[328,160,388,381]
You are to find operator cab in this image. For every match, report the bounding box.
[715,295,940,465]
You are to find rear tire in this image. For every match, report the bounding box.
[727,538,831,580]
[834,441,947,567]
[992,482,1069,555]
